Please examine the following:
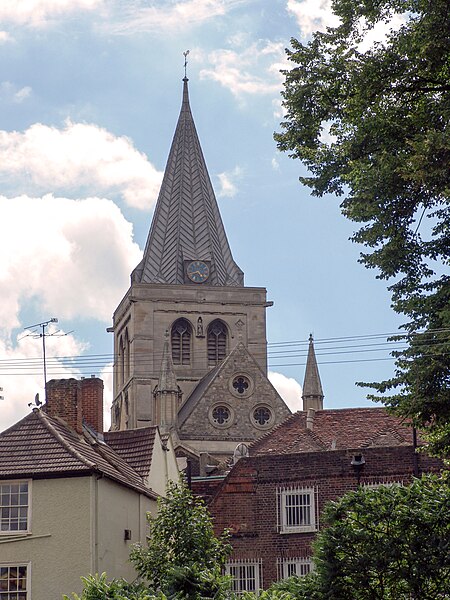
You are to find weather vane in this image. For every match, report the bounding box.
[183,50,190,78]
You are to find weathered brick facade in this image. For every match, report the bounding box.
[205,410,444,589]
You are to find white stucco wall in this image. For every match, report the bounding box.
[147,433,180,497]
[96,477,156,581]
[0,477,92,600]
[0,475,157,600]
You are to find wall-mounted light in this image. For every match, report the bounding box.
[351,453,366,486]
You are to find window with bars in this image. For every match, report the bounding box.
[171,319,192,365]
[277,557,313,580]
[0,482,30,534]
[225,560,262,594]
[277,486,317,533]
[207,320,227,365]
[0,565,29,599]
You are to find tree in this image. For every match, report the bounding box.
[130,478,232,599]
[275,0,450,456]
[312,476,450,599]
[65,479,232,600]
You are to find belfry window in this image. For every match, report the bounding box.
[207,320,227,365]
[171,319,192,365]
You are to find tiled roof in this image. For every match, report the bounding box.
[132,78,244,287]
[0,410,157,499]
[250,408,414,455]
[104,427,157,478]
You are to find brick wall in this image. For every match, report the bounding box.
[46,378,82,433]
[45,377,104,434]
[81,377,104,432]
[209,446,444,588]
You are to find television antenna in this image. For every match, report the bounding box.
[23,318,60,401]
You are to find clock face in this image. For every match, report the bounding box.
[186,260,210,283]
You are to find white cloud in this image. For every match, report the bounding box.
[100,363,113,430]
[107,0,244,34]
[0,0,103,27]
[0,194,142,331]
[0,329,88,432]
[217,166,243,198]
[356,14,405,52]
[0,121,163,209]
[269,371,303,412]
[271,156,280,170]
[200,41,287,99]
[0,82,32,103]
[287,0,340,37]
[0,31,13,42]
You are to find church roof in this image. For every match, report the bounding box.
[250,408,414,456]
[0,410,157,499]
[133,78,244,287]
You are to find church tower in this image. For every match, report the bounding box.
[110,78,290,462]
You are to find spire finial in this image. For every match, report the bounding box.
[183,50,190,79]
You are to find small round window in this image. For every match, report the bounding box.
[233,376,250,394]
[212,405,231,426]
[251,405,274,429]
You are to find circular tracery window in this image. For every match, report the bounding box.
[232,376,250,394]
[212,405,231,426]
[253,406,271,426]
[251,405,274,429]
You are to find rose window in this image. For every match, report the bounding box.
[212,406,231,425]
[232,376,250,395]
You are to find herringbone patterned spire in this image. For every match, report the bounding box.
[133,78,244,286]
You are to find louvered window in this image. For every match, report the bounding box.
[207,320,227,365]
[171,319,192,365]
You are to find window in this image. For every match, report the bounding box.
[171,319,192,365]
[212,406,230,425]
[251,405,273,429]
[0,564,29,599]
[207,320,227,365]
[225,560,262,594]
[277,557,313,580]
[277,486,317,533]
[0,482,30,534]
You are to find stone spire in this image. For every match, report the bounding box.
[153,331,182,432]
[302,334,324,411]
[133,77,244,287]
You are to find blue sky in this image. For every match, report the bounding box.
[0,0,403,431]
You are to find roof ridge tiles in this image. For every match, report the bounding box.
[36,410,97,470]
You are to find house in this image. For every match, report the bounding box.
[202,341,444,592]
[109,77,291,470]
[0,377,178,600]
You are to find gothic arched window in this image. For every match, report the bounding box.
[207,320,228,365]
[124,329,130,381]
[171,318,192,365]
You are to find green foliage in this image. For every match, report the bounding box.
[313,475,450,598]
[63,573,153,600]
[263,573,323,600]
[130,478,232,599]
[275,0,450,456]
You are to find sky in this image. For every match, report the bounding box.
[0,0,405,432]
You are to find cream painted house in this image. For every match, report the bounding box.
[0,377,179,600]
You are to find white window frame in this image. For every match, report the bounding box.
[0,562,31,599]
[277,486,318,533]
[0,480,31,535]
[225,559,262,594]
[277,557,313,580]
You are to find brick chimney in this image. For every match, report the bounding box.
[45,376,104,434]
[81,376,104,433]
[46,378,82,434]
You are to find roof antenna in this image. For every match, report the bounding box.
[183,50,190,79]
